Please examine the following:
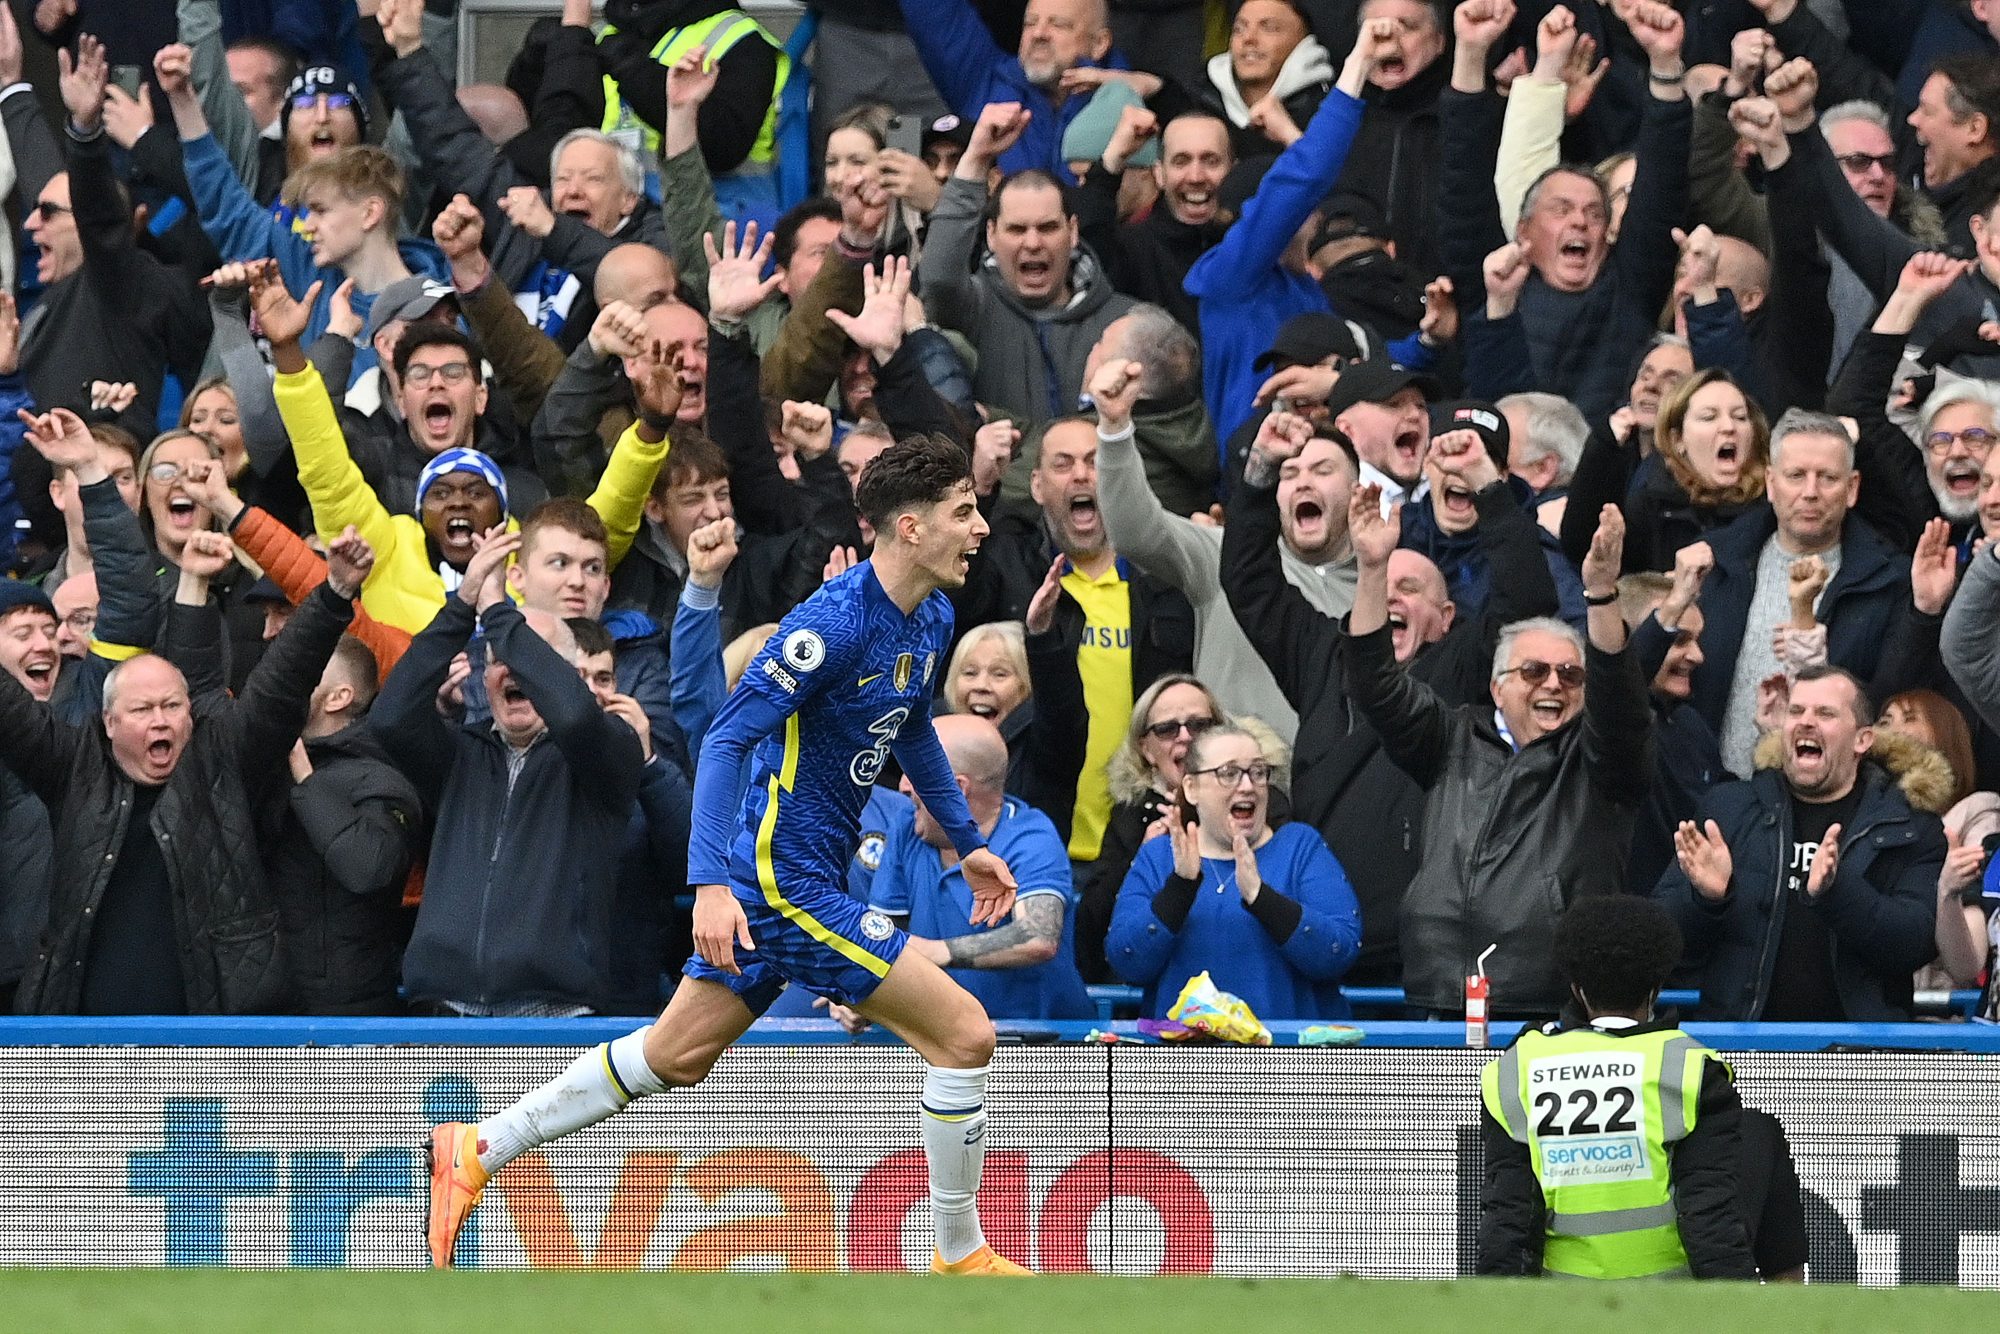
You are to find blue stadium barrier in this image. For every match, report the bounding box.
[1084,984,1985,1021]
[0,1015,1992,1049]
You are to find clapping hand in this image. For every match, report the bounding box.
[1024,554,1066,636]
[455,525,519,609]
[1675,819,1734,900]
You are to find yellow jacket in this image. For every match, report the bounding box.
[274,366,667,634]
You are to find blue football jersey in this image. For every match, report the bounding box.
[723,563,954,892]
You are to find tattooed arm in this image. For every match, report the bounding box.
[916,891,1067,969]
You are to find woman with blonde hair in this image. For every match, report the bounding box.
[1106,721,1359,1019]
[943,616,1086,842]
[1608,367,1769,572]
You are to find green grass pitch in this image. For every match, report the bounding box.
[5,1271,1989,1333]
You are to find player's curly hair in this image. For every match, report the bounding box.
[853,433,972,531]
[1553,897,1683,1013]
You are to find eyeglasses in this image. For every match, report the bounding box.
[148,462,201,484]
[1143,715,1218,741]
[290,92,358,113]
[1834,151,1896,175]
[1188,761,1273,787]
[30,200,70,219]
[404,363,474,387]
[61,609,96,632]
[1925,427,1999,456]
[1497,660,1586,689]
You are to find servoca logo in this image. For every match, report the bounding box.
[1540,1134,1647,1185]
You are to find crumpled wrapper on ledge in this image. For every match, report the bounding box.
[1166,971,1272,1045]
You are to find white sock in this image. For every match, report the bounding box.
[920,1063,990,1264]
[476,1029,666,1172]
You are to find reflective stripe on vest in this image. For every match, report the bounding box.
[598,10,789,168]
[1480,1027,1720,1280]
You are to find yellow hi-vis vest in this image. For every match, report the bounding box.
[1481,1025,1724,1279]
[599,10,788,168]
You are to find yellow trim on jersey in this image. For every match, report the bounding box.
[89,639,147,662]
[753,716,891,979]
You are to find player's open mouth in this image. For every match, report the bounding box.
[311,128,338,149]
[167,497,199,529]
[1289,498,1324,535]
[1392,428,1423,467]
[1944,459,1982,494]
[22,657,54,695]
[1530,699,1566,724]
[443,517,474,544]
[1227,797,1259,830]
[1793,734,1824,761]
[1376,56,1406,80]
[147,738,174,761]
[501,684,528,707]
[1439,484,1475,520]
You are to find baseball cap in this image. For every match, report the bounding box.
[922,114,973,157]
[1324,358,1440,418]
[416,447,509,516]
[364,276,458,344]
[1312,191,1391,250]
[283,65,370,138]
[1430,399,1511,470]
[1254,313,1377,371]
[241,576,291,607]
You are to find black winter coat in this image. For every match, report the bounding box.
[1653,739,1947,1022]
[1345,621,1654,1017]
[268,722,423,1016]
[1220,477,1561,986]
[375,598,646,1011]
[4,583,355,1014]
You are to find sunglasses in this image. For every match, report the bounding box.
[1834,151,1896,175]
[1498,660,1585,689]
[1188,761,1273,787]
[1144,715,1219,741]
[31,199,70,219]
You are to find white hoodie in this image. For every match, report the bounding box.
[1207,34,1335,127]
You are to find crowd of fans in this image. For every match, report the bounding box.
[0,0,1996,1028]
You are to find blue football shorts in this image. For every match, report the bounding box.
[682,876,907,1014]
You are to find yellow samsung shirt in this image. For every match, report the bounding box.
[1061,560,1134,861]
